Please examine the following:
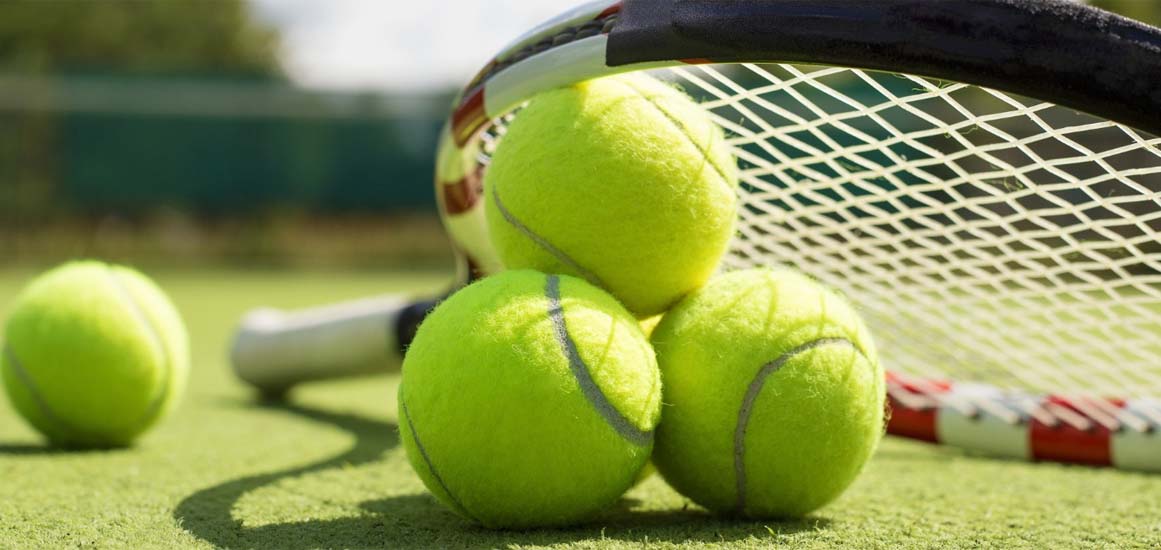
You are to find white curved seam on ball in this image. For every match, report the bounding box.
[3,345,77,438]
[399,396,479,522]
[545,275,653,446]
[105,267,172,425]
[490,185,607,289]
[733,337,867,515]
[617,79,733,190]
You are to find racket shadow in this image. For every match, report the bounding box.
[173,400,833,548]
[173,399,399,549]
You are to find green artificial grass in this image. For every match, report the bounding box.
[0,267,1159,549]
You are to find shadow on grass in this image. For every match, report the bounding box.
[0,442,132,455]
[370,494,830,548]
[174,398,399,549]
[185,491,827,549]
[174,399,832,549]
[0,444,73,455]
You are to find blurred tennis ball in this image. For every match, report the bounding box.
[651,268,884,518]
[399,270,660,529]
[484,72,738,317]
[1,261,189,447]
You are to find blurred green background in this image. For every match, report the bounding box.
[0,0,454,270]
[1,0,1156,270]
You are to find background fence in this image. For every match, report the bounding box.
[0,73,449,220]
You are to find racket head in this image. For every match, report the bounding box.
[430,0,1161,466]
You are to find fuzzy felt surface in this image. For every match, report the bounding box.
[398,270,661,529]
[1,261,189,447]
[483,72,739,317]
[651,268,885,518]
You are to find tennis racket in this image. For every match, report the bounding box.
[232,0,1161,472]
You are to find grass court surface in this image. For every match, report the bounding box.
[0,268,1158,549]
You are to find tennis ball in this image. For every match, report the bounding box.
[484,72,738,317]
[399,270,661,529]
[651,268,884,518]
[1,261,189,447]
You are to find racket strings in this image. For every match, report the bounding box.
[473,63,1161,429]
[670,63,1161,418]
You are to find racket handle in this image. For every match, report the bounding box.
[230,295,433,394]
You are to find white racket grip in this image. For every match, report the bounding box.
[230,295,412,392]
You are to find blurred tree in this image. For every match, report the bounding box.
[0,0,281,75]
[0,0,282,224]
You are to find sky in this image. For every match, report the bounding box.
[251,0,586,92]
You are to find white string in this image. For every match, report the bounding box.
[478,64,1161,404]
[662,63,1161,399]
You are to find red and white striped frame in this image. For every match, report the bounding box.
[430,0,1161,472]
[888,373,1161,470]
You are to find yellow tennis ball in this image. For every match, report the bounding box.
[399,270,661,528]
[651,268,884,518]
[1,261,189,447]
[484,72,738,317]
